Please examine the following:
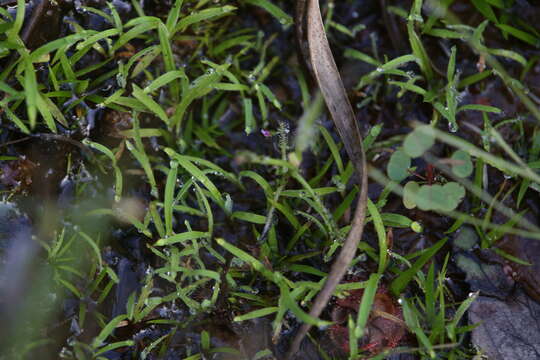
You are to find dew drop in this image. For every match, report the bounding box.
[448,122,458,133]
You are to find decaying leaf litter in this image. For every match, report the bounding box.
[1,0,540,359]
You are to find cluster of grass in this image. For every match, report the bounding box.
[1,0,540,359]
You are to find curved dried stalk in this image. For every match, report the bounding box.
[287,0,369,357]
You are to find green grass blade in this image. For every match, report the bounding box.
[174,6,237,34]
[234,307,279,322]
[158,22,180,102]
[242,0,292,27]
[132,84,169,125]
[144,70,187,94]
[155,231,209,246]
[390,237,447,295]
[355,273,380,338]
[166,0,184,33]
[164,161,178,236]
[367,200,388,274]
[216,238,274,281]
[165,149,224,206]
[91,315,128,348]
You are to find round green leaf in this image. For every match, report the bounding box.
[413,182,465,212]
[403,125,435,158]
[387,150,411,182]
[451,150,473,178]
[441,182,465,211]
[416,184,444,211]
[414,182,465,211]
[403,181,420,209]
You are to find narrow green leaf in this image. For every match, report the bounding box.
[174,6,237,34]
[95,340,135,356]
[407,21,433,81]
[447,46,457,82]
[132,84,169,125]
[76,28,120,51]
[355,273,380,338]
[390,237,447,295]
[78,231,103,270]
[30,32,89,62]
[155,231,209,246]
[402,298,435,357]
[471,0,498,23]
[496,24,538,46]
[8,0,25,38]
[82,139,123,201]
[166,0,184,33]
[92,315,128,348]
[319,125,344,174]
[489,48,527,66]
[165,150,224,206]
[458,104,501,113]
[164,161,178,236]
[234,307,279,322]
[23,57,38,129]
[344,48,380,67]
[242,0,291,27]
[232,211,266,224]
[381,54,417,71]
[113,20,159,51]
[170,68,224,130]
[388,80,427,95]
[447,292,478,341]
[279,282,332,327]
[158,22,180,102]
[4,106,30,134]
[216,238,274,281]
[367,200,387,274]
[143,70,187,94]
[244,97,255,134]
